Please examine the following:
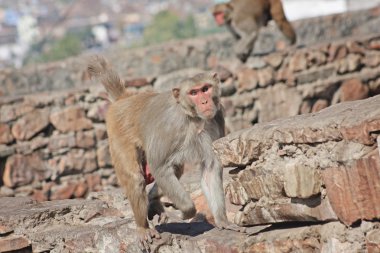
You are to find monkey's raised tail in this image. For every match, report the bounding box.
[87,55,126,102]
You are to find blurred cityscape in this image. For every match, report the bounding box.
[0,0,379,68]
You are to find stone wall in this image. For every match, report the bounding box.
[222,33,380,131]
[1,6,380,97]
[1,28,380,201]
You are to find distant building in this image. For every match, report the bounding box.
[283,0,380,21]
[346,0,380,10]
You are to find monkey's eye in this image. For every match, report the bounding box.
[201,85,210,93]
[189,90,198,96]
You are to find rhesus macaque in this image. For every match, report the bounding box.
[87,56,243,251]
[212,0,296,62]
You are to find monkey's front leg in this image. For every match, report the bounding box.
[201,159,246,233]
[148,183,168,225]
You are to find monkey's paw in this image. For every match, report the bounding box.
[137,227,161,252]
[152,213,169,226]
[216,220,246,233]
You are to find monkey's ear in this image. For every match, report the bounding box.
[172,88,180,102]
[210,72,220,82]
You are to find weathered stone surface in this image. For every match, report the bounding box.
[94,124,108,142]
[75,130,96,149]
[307,50,328,67]
[283,163,322,198]
[288,52,308,72]
[263,52,284,69]
[214,95,380,226]
[369,38,380,50]
[97,140,112,168]
[236,67,258,92]
[215,95,380,167]
[213,65,233,82]
[87,100,109,122]
[245,222,368,253]
[340,78,369,102]
[367,229,380,253]
[337,54,362,74]
[311,99,329,113]
[50,106,93,133]
[0,235,31,252]
[0,224,13,235]
[346,41,365,55]
[0,123,13,144]
[49,182,79,200]
[296,65,335,85]
[3,154,50,188]
[0,102,34,123]
[257,66,274,87]
[57,149,97,176]
[257,84,302,123]
[328,43,348,62]
[0,194,377,253]
[11,108,50,141]
[234,196,337,226]
[363,51,380,67]
[85,174,102,192]
[48,133,76,154]
[322,151,380,225]
[226,171,283,206]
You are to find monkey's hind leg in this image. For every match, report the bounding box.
[110,144,160,250]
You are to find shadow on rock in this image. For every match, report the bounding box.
[156,221,214,236]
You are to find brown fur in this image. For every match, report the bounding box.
[213,0,296,62]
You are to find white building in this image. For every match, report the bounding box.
[283,0,380,21]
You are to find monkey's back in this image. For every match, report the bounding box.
[105,92,158,148]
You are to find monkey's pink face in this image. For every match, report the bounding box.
[188,83,217,119]
[213,12,225,26]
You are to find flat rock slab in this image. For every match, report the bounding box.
[0,195,378,253]
[0,194,380,253]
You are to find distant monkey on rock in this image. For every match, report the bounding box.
[87,56,244,251]
[212,0,296,62]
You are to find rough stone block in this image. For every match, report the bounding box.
[323,151,380,225]
[284,163,322,198]
[11,108,50,141]
[50,106,93,133]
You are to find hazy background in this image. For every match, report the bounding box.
[0,0,379,68]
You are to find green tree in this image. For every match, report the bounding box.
[25,33,84,65]
[175,15,196,39]
[39,34,82,62]
[143,10,197,45]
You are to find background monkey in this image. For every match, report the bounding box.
[87,56,243,251]
[213,0,297,62]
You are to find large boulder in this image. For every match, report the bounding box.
[214,95,380,226]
